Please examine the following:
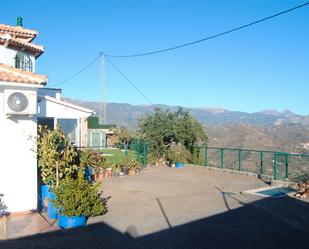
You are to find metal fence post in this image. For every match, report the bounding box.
[285,154,289,179]
[238,149,242,171]
[204,147,208,166]
[273,153,277,180]
[220,148,224,169]
[260,151,264,175]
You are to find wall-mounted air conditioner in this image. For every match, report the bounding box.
[4,89,37,116]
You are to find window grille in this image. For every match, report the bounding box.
[15,51,33,72]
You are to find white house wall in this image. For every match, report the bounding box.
[0,91,38,213]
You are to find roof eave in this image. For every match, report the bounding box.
[40,95,95,114]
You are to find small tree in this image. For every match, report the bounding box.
[138,107,208,164]
[37,125,78,187]
[114,127,135,149]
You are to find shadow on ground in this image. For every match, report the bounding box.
[1,196,308,249]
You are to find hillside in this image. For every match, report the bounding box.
[206,124,309,154]
[63,97,309,153]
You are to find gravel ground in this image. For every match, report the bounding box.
[1,166,308,249]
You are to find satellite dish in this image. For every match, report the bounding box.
[7,92,28,112]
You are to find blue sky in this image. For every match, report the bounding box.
[1,0,309,114]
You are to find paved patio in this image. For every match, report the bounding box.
[1,166,309,249]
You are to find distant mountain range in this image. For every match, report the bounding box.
[63,97,309,128]
[63,97,309,153]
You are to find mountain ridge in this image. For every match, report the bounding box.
[62,97,309,128]
[63,97,309,153]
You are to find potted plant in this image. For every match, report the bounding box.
[167,143,190,168]
[79,149,107,182]
[53,171,106,229]
[89,150,107,182]
[37,125,78,218]
[112,163,121,176]
[119,158,130,175]
[127,159,141,176]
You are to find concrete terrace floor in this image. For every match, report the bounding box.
[2,166,309,249]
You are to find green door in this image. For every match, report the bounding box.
[91,132,101,148]
[88,131,107,148]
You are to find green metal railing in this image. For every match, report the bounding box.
[124,140,148,167]
[190,146,309,181]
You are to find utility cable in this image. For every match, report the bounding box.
[51,55,100,87]
[49,2,309,88]
[104,54,153,105]
[105,2,309,58]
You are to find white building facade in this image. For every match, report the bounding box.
[0,19,93,214]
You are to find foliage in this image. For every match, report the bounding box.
[295,180,309,199]
[53,172,106,217]
[293,173,309,183]
[167,143,190,164]
[37,125,78,186]
[0,196,8,215]
[147,152,157,165]
[118,158,141,171]
[110,163,120,173]
[138,107,208,163]
[114,127,136,148]
[127,158,141,170]
[79,149,107,174]
[189,146,204,165]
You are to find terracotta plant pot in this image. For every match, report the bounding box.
[97,173,104,182]
[128,169,136,176]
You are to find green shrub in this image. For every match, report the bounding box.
[167,143,190,165]
[53,172,106,217]
[37,125,78,186]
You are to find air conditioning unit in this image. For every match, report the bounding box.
[4,89,37,116]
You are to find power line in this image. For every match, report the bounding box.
[49,2,308,89]
[105,2,309,58]
[51,55,100,87]
[104,54,153,105]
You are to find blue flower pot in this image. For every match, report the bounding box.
[85,165,92,182]
[58,215,87,229]
[47,191,58,219]
[41,185,49,207]
[175,162,184,168]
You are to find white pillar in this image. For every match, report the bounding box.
[0,115,38,213]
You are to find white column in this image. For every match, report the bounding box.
[0,115,38,213]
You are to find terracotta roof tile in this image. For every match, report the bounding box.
[0,24,43,57]
[0,37,44,58]
[0,63,47,85]
[0,24,37,39]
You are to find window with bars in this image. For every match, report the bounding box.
[15,51,33,72]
